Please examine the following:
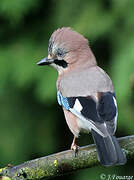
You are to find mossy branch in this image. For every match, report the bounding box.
[0,135,134,180]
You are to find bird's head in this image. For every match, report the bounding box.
[37,27,96,74]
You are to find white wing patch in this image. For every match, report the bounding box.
[69,108,105,137]
[70,99,106,137]
[73,99,83,112]
[113,96,118,132]
[113,96,117,108]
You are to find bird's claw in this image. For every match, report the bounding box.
[71,143,79,157]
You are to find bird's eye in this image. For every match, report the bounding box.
[57,52,63,57]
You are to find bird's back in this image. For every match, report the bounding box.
[57,66,114,97]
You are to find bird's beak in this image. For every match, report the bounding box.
[37,57,54,66]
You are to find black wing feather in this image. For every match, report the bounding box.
[98,92,117,121]
[67,92,117,124]
[67,92,126,166]
[68,96,102,123]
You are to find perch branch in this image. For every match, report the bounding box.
[0,135,134,180]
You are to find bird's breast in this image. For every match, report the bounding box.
[63,108,80,137]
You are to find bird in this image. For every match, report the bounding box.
[37,27,126,166]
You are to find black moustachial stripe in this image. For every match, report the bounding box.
[54,59,68,68]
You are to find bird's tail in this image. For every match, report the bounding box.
[91,129,127,166]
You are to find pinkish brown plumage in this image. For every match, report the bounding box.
[37,27,126,166]
[50,27,97,68]
[51,27,88,50]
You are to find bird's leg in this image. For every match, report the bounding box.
[71,136,79,156]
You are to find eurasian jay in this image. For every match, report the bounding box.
[37,27,126,166]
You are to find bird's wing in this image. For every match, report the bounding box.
[97,92,117,134]
[57,91,117,136]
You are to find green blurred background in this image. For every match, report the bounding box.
[0,0,134,179]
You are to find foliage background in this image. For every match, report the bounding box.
[0,0,134,179]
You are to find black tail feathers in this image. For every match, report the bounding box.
[91,129,127,166]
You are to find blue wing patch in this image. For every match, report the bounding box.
[57,91,70,110]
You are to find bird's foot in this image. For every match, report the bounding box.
[71,137,79,156]
[71,143,79,154]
